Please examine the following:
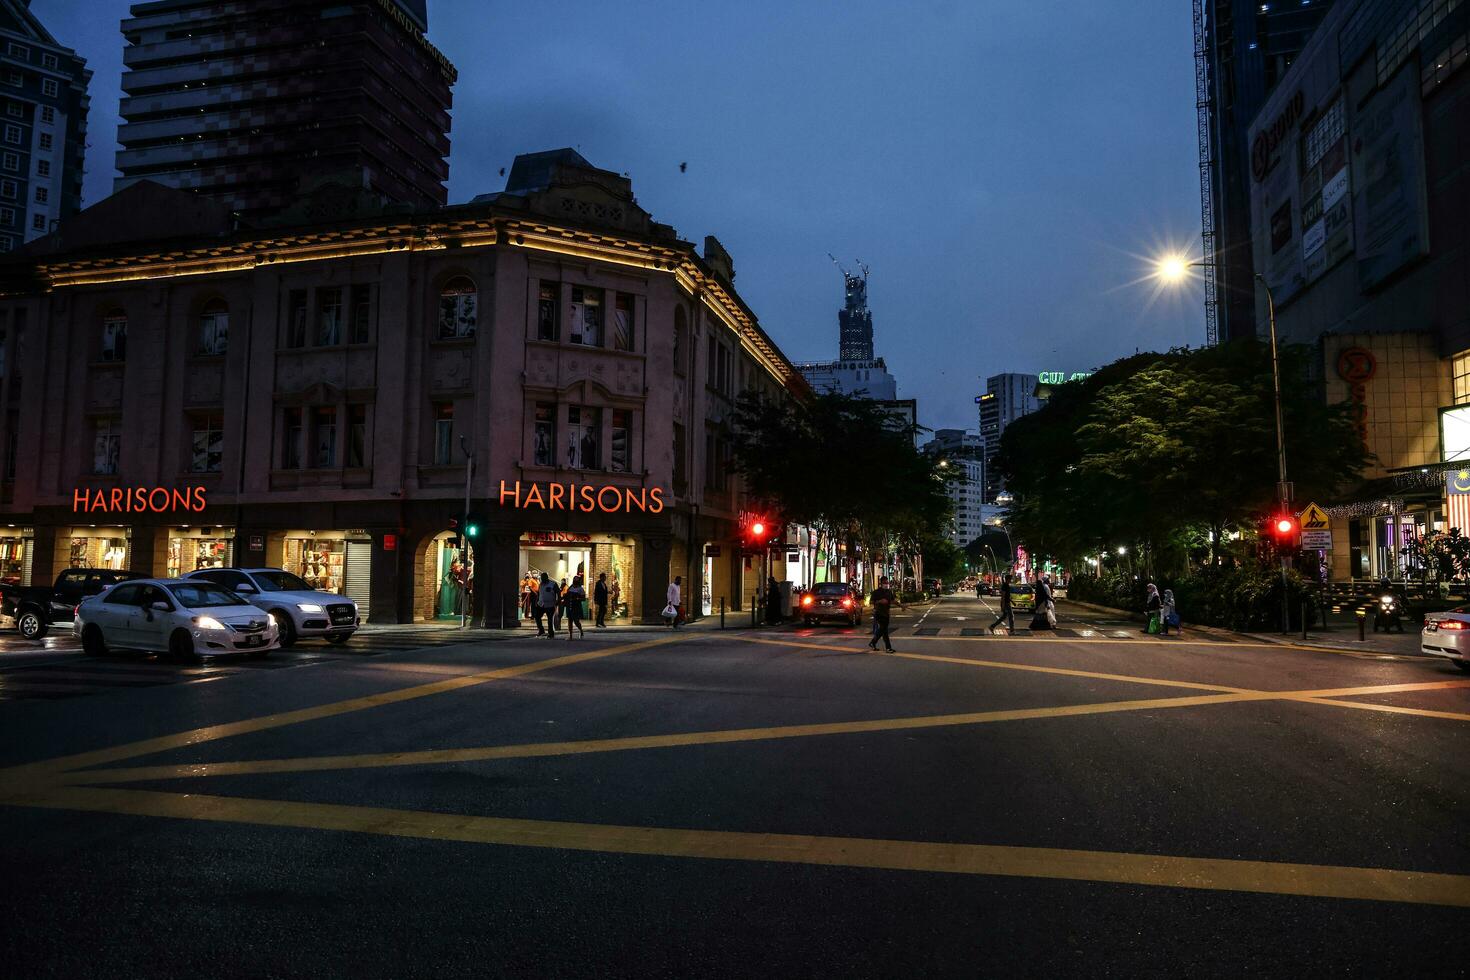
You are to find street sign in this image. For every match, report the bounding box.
[1301,530,1332,550]
[1299,502,1331,530]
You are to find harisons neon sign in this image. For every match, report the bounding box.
[73,486,209,514]
[498,481,665,514]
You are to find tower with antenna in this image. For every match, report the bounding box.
[830,255,874,361]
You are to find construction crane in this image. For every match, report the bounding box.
[1194,0,1220,346]
[828,254,870,283]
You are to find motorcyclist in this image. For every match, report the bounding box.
[1372,578,1407,633]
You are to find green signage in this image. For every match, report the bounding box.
[1037,371,1093,385]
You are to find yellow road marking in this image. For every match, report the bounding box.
[54,679,1470,786]
[2,636,681,782]
[13,785,1469,908]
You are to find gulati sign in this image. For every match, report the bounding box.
[73,486,209,514]
[498,481,666,514]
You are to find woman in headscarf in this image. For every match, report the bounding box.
[1161,589,1180,635]
[1143,582,1162,633]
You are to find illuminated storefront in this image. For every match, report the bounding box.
[0,527,32,585]
[275,529,372,611]
[66,525,131,570]
[518,531,637,621]
[166,527,235,579]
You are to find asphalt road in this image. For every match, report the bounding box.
[1,594,1466,978]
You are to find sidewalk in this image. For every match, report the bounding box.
[1062,598,1427,657]
[362,612,774,637]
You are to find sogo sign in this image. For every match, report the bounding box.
[1252,90,1305,182]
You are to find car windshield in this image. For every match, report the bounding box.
[1013,585,1035,594]
[813,584,849,595]
[252,571,312,592]
[166,583,251,609]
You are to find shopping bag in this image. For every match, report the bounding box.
[661,603,677,619]
[1146,613,1162,634]
[1166,611,1180,628]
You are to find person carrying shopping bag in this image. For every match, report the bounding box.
[664,576,683,628]
[565,575,587,639]
[1143,583,1163,634]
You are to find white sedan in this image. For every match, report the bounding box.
[1420,607,1470,672]
[76,578,278,661]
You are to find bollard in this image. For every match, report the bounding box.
[720,596,726,630]
[1301,598,1308,641]
[752,594,758,628]
[1356,607,1366,641]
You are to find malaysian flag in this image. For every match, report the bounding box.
[1447,470,1470,533]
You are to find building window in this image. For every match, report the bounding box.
[674,307,687,375]
[29,213,42,232]
[537,282,558,341]
[312,407,336,468]
[673,422,687,490]
[198,299,227,355]
[92,419,120,475]
[35,159,47,177]
[41,54,57,70]
[704,427,719,490]
[5,72,21,88]
[286,290,307,348]
[569,287,602,346]
[6,43,27,59]
[0,235,11,252]
[282,408,302,469]
[315,286,342,346]
[100,311,126,362]
[438,277,476,339]
[349,284,372,344]
[566,405,601,469]
[432,402,454,464]
[40,79,57,99]
[39,106,52,125]
[533,402,555,466]
[346,404,368,467]
[716,343,731,394]
[32,186,45,204]
[190,415,223,473]
[610,409,631,473]
[613,293,634,351]
[37,131,50,151]
[3,104,16,119]
[3,125,18,145]
[1454,352,1470,405]
[1,152,15,171]
[0,179,13,200]
[1,205,17,226]
[706,335,717,387]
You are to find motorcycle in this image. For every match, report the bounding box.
[1372,593,1406,633]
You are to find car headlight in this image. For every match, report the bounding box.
[193,616,226,631]
[297,603,323,613]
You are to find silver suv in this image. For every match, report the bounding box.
[184,567,358,647]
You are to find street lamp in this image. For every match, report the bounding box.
[1157,254,1292,633]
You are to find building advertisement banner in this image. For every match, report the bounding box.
[1350,63,1430,291]
[1300,99,1352,286]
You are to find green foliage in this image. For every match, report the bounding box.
[919,533,967,583]
[1069,561,1315,632]
[994,341,1369,572]
[727,390,953,584]
[1403,529,1470,584]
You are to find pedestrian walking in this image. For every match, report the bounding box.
[1041,573,1057,629]
[989,573,1014,634]
[593,572,609,628]
[565,575,587,639]
[1143,582,1162,634]
[868,576,902,651]
[536,573,558,638]
[554,577,568,631]
[1161,588,1180,636]
[1030,575,1055,631]
[766,574,781,625]
[665,576,683,628]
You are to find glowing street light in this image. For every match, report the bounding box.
[1117,546,1127,555]
[1156,254,1190,283]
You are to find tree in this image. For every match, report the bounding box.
[995,341,1368,574]
[728,391,953,588]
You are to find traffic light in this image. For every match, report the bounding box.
[740,514,779,553]
[1267,513,1298,549]
[463,513,482,550]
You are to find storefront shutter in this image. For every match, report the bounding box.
[344,540,371,621]
[21,536,32,586]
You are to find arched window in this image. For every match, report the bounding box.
[438,277,476,339]
[100,309,127,363]
[198,298,228,355]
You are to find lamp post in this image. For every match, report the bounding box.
[1157,257,1292,633]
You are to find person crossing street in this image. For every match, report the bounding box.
[989,573,1015,634]
[867,577,903,652]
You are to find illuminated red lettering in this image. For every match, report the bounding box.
[597,486,622,512]
[193,486,208,511]
[148,488,169,512]
[579,485,596,511]
[523,484,545,508]
[171,488,190,511]
[108,488,123,511]
[648,488,665,514]
[548,484,565,509]
[627,489,647,512]
[499,480,521,506]
[73,488,89,512]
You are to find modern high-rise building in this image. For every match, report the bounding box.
[799,262,900,402]
[837,265,874,360]
[113,0,455,220]
[1199,0,1336,342]
[977,373,1041,502]
[922,429,990,547]
[0,0,89,250]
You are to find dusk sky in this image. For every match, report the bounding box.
[41,0,1205,432]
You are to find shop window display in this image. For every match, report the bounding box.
[71,533,127,569]
[0,534,26,585]
[285,537,344,594]
[168,533,233,579]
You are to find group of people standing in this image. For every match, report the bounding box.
[530,571,615,639]
[984,573,1059,634]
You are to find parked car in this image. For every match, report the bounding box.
[1420,607,1470,672]
[184,567,358,646]
[1,568,147,640]
[75,578,278,660]
[798,582,864,627]
[1010,584,1037,613]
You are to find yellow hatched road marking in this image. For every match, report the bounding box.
[11,786,1469,908]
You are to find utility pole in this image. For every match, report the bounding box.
[461,436,473,630]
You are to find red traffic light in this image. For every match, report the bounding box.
[1275,518,1295,535]
[750,521,766,539]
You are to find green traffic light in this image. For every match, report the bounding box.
[465,523,479,538]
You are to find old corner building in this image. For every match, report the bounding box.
[0,148,808,624]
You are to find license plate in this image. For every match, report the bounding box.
[1425,622,1438,632]
[243,635,263,647]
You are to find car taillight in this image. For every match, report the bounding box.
[1439,620,1467,631]
[841,597,853,608]
[801,595,814,607]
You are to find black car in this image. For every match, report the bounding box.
[1,568,147,639]
[798,582,863,627]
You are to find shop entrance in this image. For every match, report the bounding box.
[0,526,32,586]
[519,532,639,622]
[167,527,235,579]
[66,526,131,571]
[423,531,471,621]
[273,529,373,617]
